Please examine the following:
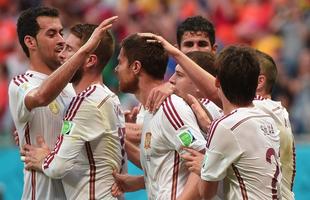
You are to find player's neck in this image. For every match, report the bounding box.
[220,89,254,114]
[135,74,164,107]
[256,91,271,99]
[73,74,103,94]
[29,56,54,75]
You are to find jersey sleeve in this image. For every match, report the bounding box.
[8,80,36,123]
[161,96,206,153]
[201,123,242,181]
[42,99,109,178]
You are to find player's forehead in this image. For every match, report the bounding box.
[36,16,63,32]
[118,48,128,61]
[175,65,187,76]
[66,34,82,49]
[181,31,210,42]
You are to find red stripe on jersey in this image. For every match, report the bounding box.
[230,115,271,131]
[85,142,96,200]
[171,151,180,200]
[12,73,32,86]
[43,136,64,169]
[207,111,236,148]
[291,142,296,191]
[232,164,248,200]
[17,75,24,84]
[64,86,96,120]
[31,170,36,200]
[20,74,28,82]
[67,97,85,121]
[254,95,265,100]
[163,102,178,130]
[168,96,184,127]
[200,98,210,105]
[25,72,34,77]
[162,96,184,130]
[64,97,79,120]
[25,124,36,200]
[118,127,126,173]
[13,77,20,86]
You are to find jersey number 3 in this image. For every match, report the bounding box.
[266,148,280,200]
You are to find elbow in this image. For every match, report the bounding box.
[45,165,67,179]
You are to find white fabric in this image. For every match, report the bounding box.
[42,84,126,200]
[254,97,295,200]
[140,94,206,200]
[9,70,75,200]
[201,107,281,200]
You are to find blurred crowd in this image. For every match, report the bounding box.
[0,0,309,143]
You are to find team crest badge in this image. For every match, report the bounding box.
[144,132,152,149]
[49,100,60,114]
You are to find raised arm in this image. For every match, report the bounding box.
[25,16,118,110]
[138,33,221,107]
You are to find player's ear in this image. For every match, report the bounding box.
[257,74,266,92]
[131,60,141,75]
[211,43,218,53]
[85,54,97,69]
[24,35,37,51]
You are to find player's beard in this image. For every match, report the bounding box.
[119,75,139,94]
[70,67,83,85]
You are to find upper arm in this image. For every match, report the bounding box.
[9,80,35,122]
[161,96,206,152]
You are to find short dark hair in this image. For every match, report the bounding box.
[216,46,260,106]
[186,51,217,76]
[70,23,114,71]
[17,7,59,57]
[255,50,278,94]
[177,16,215,47]
[121,34,168,80]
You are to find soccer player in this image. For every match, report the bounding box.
[253,50,296,199]
[9,6,118,199]
[23,21,126,199]
[198,46,281,199]
[146,15,218,112]
[112,34,207,199]
[168,51,222,123]
[149,31,295,198]
[9,7,72,199]
[176,15,217,54]
[125,16,218,146]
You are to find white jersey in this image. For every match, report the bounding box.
[140,94,206,200]
[200,98,223,121]
[136,104,146,125]
[9,70,75,200]
[42,84,126,200]
[254,95,296,199]
[201,107,281,200]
